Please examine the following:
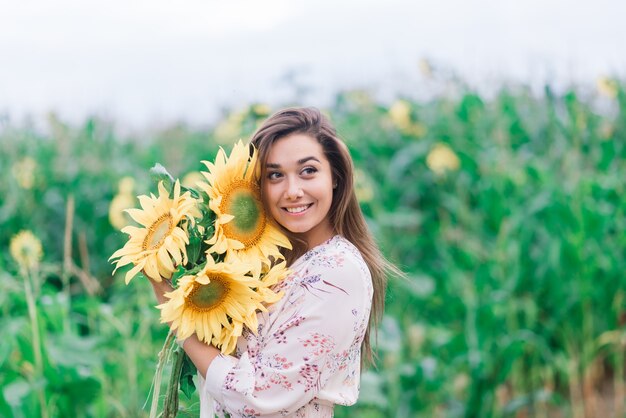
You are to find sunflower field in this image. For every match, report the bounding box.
[1,76,625,418]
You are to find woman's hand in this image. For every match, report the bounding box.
[145,271,221,377]
[143,270,173,305]
[149,276,173,305]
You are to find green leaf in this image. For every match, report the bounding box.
[181,185,201,199]
[171,265,187,287]
[0,328,14,367]
[179,354,197,399]
[54,370,101,411]
[150,163,175,191]
[186,226,204,266]
[199,206,217,229]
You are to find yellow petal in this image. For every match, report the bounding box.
[124,261,145,285]
[144,256,160,280]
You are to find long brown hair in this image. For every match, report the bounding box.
[250,107,396,367]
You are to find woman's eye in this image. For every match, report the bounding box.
[267,171,282,180]
[301,167,317,176]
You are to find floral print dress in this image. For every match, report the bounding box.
[198,235,373,417]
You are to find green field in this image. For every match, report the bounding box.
[1,77,625,417]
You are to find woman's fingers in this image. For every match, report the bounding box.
[144,269,174,303]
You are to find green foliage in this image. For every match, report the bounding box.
[1,80,625,417]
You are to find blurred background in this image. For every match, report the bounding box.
[1,0,625,417]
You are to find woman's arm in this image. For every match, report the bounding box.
[149,278,220,378]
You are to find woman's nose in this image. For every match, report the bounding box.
[285,178,303,200]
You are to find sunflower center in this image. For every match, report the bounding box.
[220,180,267,247]
[188,276,229,311]
[143,213,174,250]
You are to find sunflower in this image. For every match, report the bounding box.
[199,140,291,277]
[209,319,246,355]
[158,257,281,354]
[426,143,460,176]
[10,230,43,270]
[110,180,197,284]
[257,260,290,303]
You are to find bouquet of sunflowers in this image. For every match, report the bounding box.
[109,141,292,417]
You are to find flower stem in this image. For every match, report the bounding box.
[62,195,75,334]
[23,269,48,418]
[162,345,185,417]
[149,330,175,418]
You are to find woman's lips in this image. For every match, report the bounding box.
[282,203,313,215]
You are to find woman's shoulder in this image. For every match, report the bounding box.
[300,235,371,280]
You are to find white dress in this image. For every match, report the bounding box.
[197,235,373,417]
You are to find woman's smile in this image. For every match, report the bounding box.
[283,203,313,215]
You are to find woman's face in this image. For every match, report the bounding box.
[263,133,335,249]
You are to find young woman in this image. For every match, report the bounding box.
[151,107,394,417]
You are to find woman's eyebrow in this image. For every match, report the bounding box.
[298,156,321,165]
[266,156,321,169]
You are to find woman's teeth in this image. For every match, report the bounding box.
[286,205,310,213]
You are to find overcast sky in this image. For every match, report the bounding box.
[0,0,624,128]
